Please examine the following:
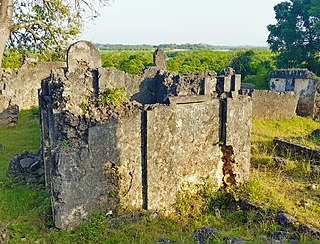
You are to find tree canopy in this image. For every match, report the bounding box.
[0,0,111,67]
[267,0,320,75]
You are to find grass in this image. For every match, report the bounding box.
[0,108,51,242]
[247,116,320,237]
[0,111,320,242]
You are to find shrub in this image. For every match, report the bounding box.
[98,86,128,106]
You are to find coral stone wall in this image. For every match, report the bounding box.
[252,90,299,119]
[37,41,253,230]
[269,69,319,117]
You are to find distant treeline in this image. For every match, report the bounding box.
[96,43,269,51]
[2,46,275,90]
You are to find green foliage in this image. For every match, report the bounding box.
[101,52,153,74]
[80,98,89,113]
[267,0,320,75]
[100,49,275,89]
[166,50,236,73]
[2,49,64,68]
[98,86,129,106]
[7,1,82,51]
[59,139,69,147]
[30,106,39,117]
[231,49,276,89]
[96,43,268,51]
[231,50,256,78]
[1,50,23,68]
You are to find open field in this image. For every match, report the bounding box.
[0,110,320,243]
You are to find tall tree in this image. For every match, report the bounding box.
[267,0,320,74]
[230,50,255,80]
[0,0,111,67]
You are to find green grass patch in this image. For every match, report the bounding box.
[247,116,320,232]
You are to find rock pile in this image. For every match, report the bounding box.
[6,150,44,184]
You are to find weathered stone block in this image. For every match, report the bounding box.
[66,40,101,73]
[0,104,19,127]
[252,90,299,119]
[224,96,252,184]
[146,100,222,212]
[153,48,166,70]
[51,112,142,229]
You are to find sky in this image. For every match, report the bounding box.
[80,0,284,46]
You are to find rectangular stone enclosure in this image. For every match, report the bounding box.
[39,41,252,229]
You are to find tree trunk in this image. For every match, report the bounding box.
[0,23,10,68]
[0,0,14,68]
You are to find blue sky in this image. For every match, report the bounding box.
[80,0,284,46]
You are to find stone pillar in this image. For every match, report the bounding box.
[153,48,166,70]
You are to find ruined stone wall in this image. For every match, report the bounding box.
[146,98,222,212]
[252,90,299,119]
[49,113,143,228]
[269,69,318,117]
[0,61,66,112]
[224,96,252,183]
[39,41,252,229]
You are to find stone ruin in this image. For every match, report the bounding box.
[35,41,252,229]
[269,69,320,119]
[0,56,65,127]
[0,104,19,127]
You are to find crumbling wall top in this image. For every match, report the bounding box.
[153,48,166,70]
[66,40,101,73]
[270,69,316,79]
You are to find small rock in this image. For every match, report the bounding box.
[311,129,320,137]
[0,144,4,150]
[298,224,320,237]
[224,236,245,244]
[239,198,262,211]
[276,210,298,228]
[157,238,175,244]
[269,230,289,243]
[273,157,287,166]
[311,165,320,175]
[29,161,41,172]
[7,151,44,185]
[193,226,218,244]
[35,167,45,176]
[289,240,299,244]
[19,157,34,169]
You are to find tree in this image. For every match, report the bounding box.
[230,50,255,79]
[0,0,111,67]
[267,0,320,74]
